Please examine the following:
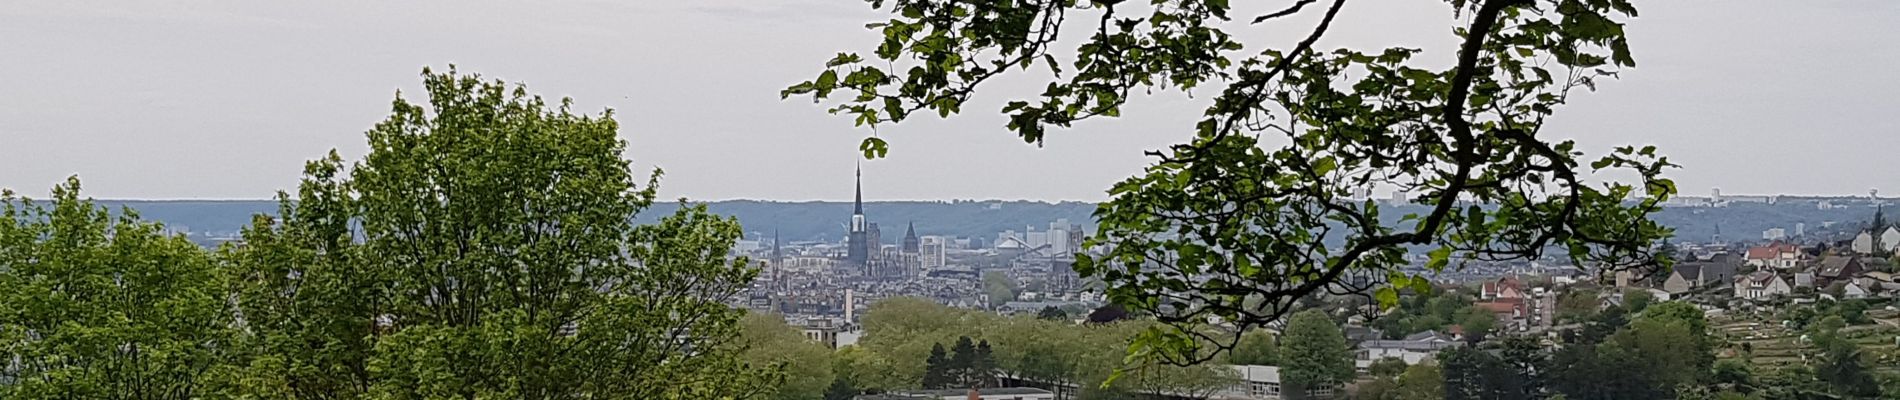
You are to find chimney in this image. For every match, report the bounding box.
[967,387,980,400]
[845,289,856,322]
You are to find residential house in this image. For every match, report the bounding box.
[1744,242,1804,269]
[1842,281,1873,299]
[1481,276,1526,301]
[1355,331,1462,373]
[1814,256,1866,287]
[1851,227,1900,254]
[1471,298,1528,331]
[1733,272,1793,300]
[1663,253,1740,294]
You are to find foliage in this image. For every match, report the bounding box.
[1555,288,1603,323]
[835,345,906,393]
[786,0,1674,365]
[1710,359,1752,390]
[1225,330,1279,366]
[1624,288,1656,313]
[983,271,1018,308]
[215,68,770,399]
[740,313,837,400]
[855,298,1233,395]
[1369,358,1411,378]
[1279,310,1353,395]
[1814,331,1880,398]
[0,179,232,399]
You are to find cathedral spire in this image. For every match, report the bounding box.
[854,161,863,215]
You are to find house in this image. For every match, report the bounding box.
[1851,227,1900,254]
[1842,281,1873,299]
[1472,298,1528,330]
[1481,276,1525,301]
[1663,253,1740,294]
[1354,331,1461,373]
[1745,242,1804,269]
[1733,272,1793,300]
[1814,256,1866,287]
[1217,365,1340,400]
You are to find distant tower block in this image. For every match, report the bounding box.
[1711,187,1722,203]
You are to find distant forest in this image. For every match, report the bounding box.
[85,199,1884,247]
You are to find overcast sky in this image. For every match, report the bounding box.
[2,0,1896,201]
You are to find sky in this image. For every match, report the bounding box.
[2,0,1896,201]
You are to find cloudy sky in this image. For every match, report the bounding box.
[2,0,1896,201]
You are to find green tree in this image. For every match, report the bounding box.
[1280,310,1352,397]
[1369,358,1411,378]
[787,0,1673,364]
[218,68,770,399]
[983,271,1018,308]
[740,313,837,400]
[1225,330,1279,366]
[1457,306,1499,343]
[823,378,858,400]
[0,179,231,400]
[1392,362,1446,400]
[923,343,951,389]
[835,345,906,393]
[1815,338,1879,398]
[1624,289,1656,314]
[1710,359,1752,390]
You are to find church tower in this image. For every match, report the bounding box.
[846,164,869,267]
[903,221,920,254]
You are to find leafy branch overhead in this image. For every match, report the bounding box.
[787,0,1676,365]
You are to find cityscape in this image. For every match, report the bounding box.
[4,1,1899,400]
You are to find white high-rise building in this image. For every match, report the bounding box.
[920,236,947,270]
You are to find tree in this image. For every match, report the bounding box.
[1711,359,1752,390]
[1456,306,1499,343]
[1280,310,1352,397]
[1369,358,1411,378]
[1037,306,1069,321]
[1624,288,1656,314]
[1815,337,1879,398]
[740,313,837,400]
[923,343,951,389]
[218,68,770,399]
[0,179,232,400]
[787,0,1673,364]
[983,271,1018,308]
[824,378,858,400]
[835,345,906,393]
[1392,362,1446,400]
[1225,330,1279,366]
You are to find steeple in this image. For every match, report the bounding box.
[854,162,863,215]
[903,221,920,254]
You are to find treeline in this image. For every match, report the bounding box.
[0,69,779,399]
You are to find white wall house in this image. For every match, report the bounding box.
[1734,272,1792,300]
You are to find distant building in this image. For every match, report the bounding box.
[1217,365,1339,400]
[1664,253,1739,294]
[920,236,947,271]
[1734,271,1792,300]
[1745,242,1804,269]
[1354,331,1461,373]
